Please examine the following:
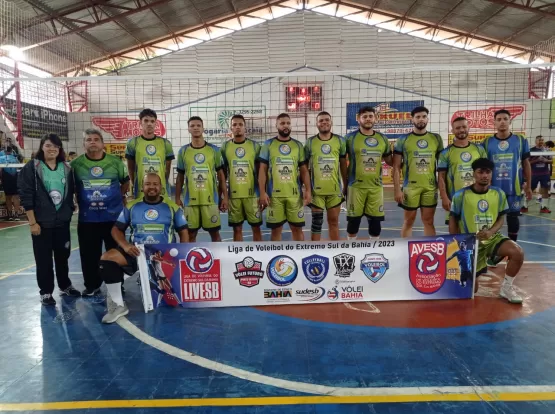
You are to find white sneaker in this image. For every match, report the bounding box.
[499,284,523,304]
[101,304,129,324]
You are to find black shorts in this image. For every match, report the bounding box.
[116,246,139,276]
[531,176,550,190]
[1,172,18,196]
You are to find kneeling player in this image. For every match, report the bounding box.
[449,158,524,303]
[99,173,189,323]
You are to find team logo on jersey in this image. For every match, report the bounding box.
[365,137,378,147]
[211,215,218,223]
[302,255,329,284]
[144,209,159,221]
[321,144,331,154]
[90,166,104,177]
[477,199,489,212]
[460,152,472,162]
[235,147,246,158]
[194,153,205,164]
[360,253,389,283]
[512,200,520,209]
[267,255,298,286]
[498,141,510,151]
[279,144,291,155]
[417,139,428,149]
[146,144,156,155]
[298,210,304,218]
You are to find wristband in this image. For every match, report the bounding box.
[29,222,37,226]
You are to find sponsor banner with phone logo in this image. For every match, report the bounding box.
[138,235,477,311]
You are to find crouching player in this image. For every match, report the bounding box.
[99,173,189,323]
[449,158,524,303]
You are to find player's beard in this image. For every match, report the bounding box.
[455,132,468,141]
[278,128,290,138]
[317,127,331,134]
[360,121,374,131]
[413,121,427,131]
[233,133,245,141]
[145,190,160,202]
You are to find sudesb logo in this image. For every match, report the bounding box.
[92,117,166,140]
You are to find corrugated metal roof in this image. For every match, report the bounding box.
[4,0,555,75]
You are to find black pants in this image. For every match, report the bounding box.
[32,223,72,295]
[77,221,117,290]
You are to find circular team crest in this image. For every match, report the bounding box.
[235,147,246,158]
[185,247,214,273]
[279,144,291,155]
[417,139,428,149]
[146,144,156,155]
[255,211,261,218]
[321,144,331,154]
[211,215,218,223]
[298,210,304,218]
[267,255,298,286]
[460,152,472,162]
[365,137,378,147]
[144,209,159,221]
[49,190,62,206]
[477,199,489,212]
[498,141,510,151]
[90,166,104,177]
[194,153,205,164]
[512,200,520,209]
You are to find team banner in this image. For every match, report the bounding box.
[346,100,424,138]
[138,235,478,312]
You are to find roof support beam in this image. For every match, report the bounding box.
[22,0,113,29]
[54,0,289,75]
[484,0,555,19]
[22,0,174,51]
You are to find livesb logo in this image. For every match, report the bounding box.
[333,253,355,277]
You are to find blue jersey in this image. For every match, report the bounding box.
[482,134,530,196]
[115,198,188,244]
[0,153,19,175]
[71,153,129,223]
[452,250,473,273]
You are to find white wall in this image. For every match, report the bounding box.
[60,11,553,156]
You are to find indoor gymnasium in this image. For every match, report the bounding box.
[1,0,555,413]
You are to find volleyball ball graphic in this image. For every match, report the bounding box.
[169,248,179,257]
[416,252,439,274]
[185,247,214,273]
[267,255,298,286]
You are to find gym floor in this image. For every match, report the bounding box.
[1,190,555,413]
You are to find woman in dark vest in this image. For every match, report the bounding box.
[18,134,81,305]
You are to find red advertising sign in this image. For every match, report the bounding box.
[450,105,525,130]
[92,116,166,140]
[408,241,447,294]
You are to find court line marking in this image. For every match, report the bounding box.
[3,390,555,411]
[116,317,555,399]
[0,246,80,281]
[0,223,27,231]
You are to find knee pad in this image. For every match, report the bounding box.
[507,215,519,241]
[311,211,324,234]
[347,216,362,235]
[99,260,124,285]
[368,219,382,237]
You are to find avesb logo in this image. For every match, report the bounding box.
[267,255,298,286]
[408,241,446,294]
[302,255,329,284]
[90,166,103,177]
[144,209,159,221]
[185,247,214,273]
[360,253,389,283]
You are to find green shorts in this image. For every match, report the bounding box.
[347,186,384,220]
[184,205,221,232]
[229,197,262,227]
[266,196,305,228]
[400,186,438,210]
[477,232,510,273]
[310,194,344,211]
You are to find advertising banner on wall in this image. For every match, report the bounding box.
[447,131,526,145]
[2,98,68,140]
[346,101,424,138]
[92,115,166,140]
[189,106,267,145]
[449,104,526,132]
[104,143,127,158]
[138,235,477,312]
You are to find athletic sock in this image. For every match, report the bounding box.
[107,283,124,307]
[503,275,515,286]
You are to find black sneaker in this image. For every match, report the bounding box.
[82,287,101,296]
[40,294,56,306]
[60,286,81,297]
